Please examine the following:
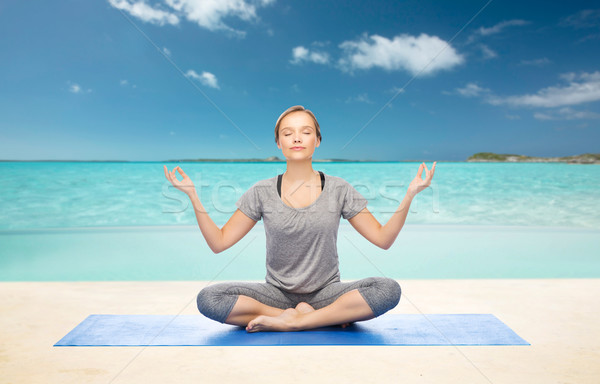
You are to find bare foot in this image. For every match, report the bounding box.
[295,302,315,314]
[295,302,352,328]
[246,308,303,332]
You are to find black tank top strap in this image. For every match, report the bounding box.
[277,173,283,197]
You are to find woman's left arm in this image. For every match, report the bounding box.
[348,162,436,250]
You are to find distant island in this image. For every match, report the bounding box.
[467,152,600,164]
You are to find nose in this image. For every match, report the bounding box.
[293,134,301,143]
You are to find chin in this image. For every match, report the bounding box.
[283,152,314,160]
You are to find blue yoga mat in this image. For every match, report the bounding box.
[54,314,529,346]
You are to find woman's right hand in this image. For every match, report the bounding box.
[164,165,196,197]
[406,161,436,199]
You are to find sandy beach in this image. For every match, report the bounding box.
[2,278,599,383]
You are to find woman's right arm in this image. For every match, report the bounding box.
[164,165,257,254]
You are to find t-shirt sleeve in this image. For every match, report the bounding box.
[341,181,368,220]
[235,183,263,221]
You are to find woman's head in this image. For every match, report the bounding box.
[274,105,322,145]
[275,105,321,160]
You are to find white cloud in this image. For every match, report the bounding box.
[387,86,405,94]
[559,72,577,82]
[479,44,497,59]
[578,33,600,43]
[162,46,171,56]
[455,83,490,98]
[108,0,179,26]
[560,9,600,29]
[450,73,600,121]
[290,45,330,65]
[467,19,530,44]
[534,107,600,120]
[186,69,220,89]
[108,0,275,36]
[519,58,551,66]
[476,19,530,36]
[291,46,308,61]
[345,93,374,104]
[165,0,274,36]
[560,10,600,44]
[120,79,137,88]
[338,33,464,76]
[68,82,91,94]
[488,71,600,108]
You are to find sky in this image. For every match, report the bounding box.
[1,0,599,161]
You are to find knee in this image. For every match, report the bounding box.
[374,277,400,305]
[385,278,401,308]
[196,285,230,323]
[196,287,213,317]
[366,277,401,316]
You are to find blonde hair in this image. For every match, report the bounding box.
[274,105,322,144]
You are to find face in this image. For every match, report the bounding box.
[277,111,320,159]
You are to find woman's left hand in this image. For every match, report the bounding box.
[407,162,436,198]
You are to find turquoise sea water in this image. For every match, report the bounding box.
[2,161,600,229]
[1,161,599,280]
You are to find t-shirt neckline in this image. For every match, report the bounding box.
[275,172,327,211]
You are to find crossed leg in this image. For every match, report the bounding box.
[223,295,286,327]
[198,278,401,332]
[225,289,375,332]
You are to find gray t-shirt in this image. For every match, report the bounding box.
[235,173,368,293]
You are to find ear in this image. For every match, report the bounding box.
[315,137,321,148]
[276,138,281,149]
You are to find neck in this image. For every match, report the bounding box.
[284,159,316,182]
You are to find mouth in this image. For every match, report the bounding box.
[290,147,305,150]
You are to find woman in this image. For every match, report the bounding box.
[164,105,436,333]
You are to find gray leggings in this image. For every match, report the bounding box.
[196,277,401,324]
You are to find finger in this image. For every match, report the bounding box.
[164,165,175,181]
[164,166,174,182]
[416,163,424,177]
[429,161,436,173]
[177,166,188,178]
[426,170,434,182]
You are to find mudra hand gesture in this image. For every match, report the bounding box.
[164,165,196,196]
[407,162,436,198]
